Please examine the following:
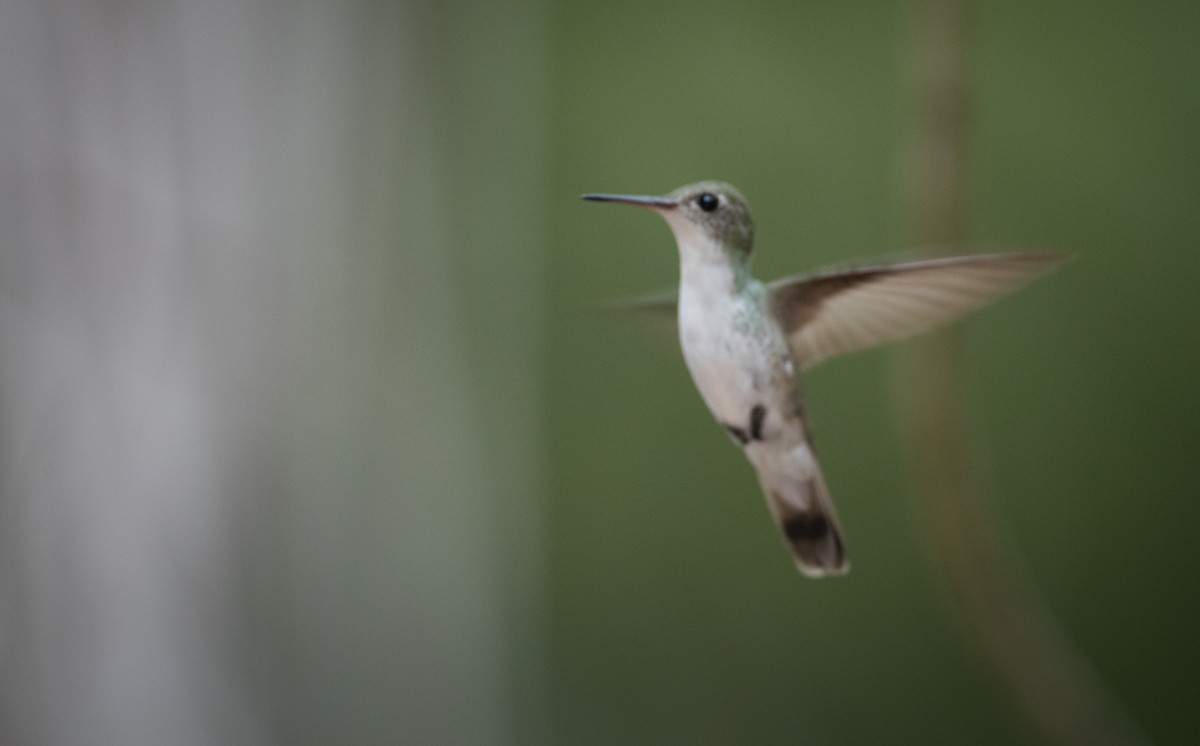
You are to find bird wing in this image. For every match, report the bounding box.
[594,288,678,337]
[596,287,677,316]
[768,252,1063,371]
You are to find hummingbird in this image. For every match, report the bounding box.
[583,181,1059,577]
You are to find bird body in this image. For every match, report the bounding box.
[584,181,1057,577]
[677,264,783,434]
[674,259,848,574]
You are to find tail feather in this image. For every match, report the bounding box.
[772,485,848,577]
[754,443,849,577]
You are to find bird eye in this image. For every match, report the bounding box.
[696,192,719,212]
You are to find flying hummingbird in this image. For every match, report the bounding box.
[583,181,1059,577]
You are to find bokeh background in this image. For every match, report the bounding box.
[1,1,1197,744]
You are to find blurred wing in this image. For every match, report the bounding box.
[593,288,677,330]
[769,253,1063,371]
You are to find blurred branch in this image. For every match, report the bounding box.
[894,2,1148,745]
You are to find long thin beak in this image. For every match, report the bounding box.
[581,193,678,209]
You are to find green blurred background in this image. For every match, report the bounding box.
[0,1,1196,744]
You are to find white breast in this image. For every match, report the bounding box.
[677,272,793,428]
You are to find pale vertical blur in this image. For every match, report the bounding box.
[0,1,549,744]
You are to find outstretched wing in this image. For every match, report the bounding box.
[769,252,1063,371]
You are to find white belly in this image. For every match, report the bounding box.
[678,283,796,432]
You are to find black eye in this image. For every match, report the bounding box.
[696,192,719,212]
